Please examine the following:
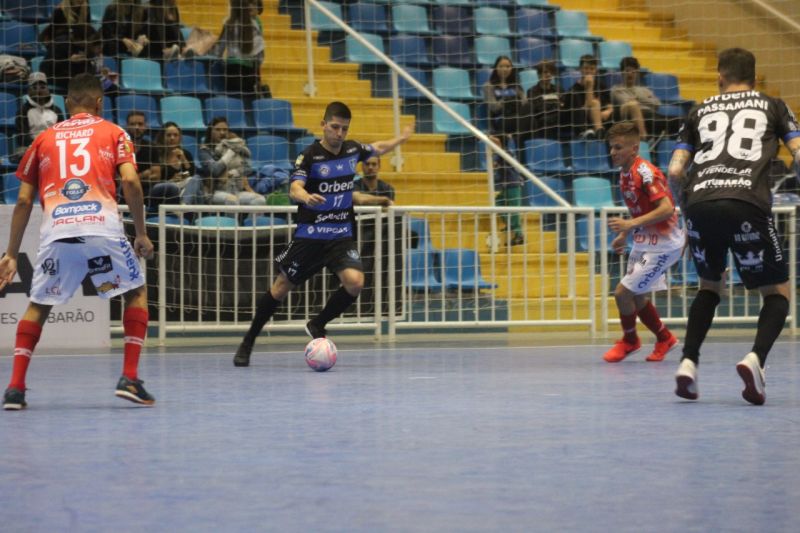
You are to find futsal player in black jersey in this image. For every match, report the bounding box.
[668,48,800,404]
[233,101,412,366]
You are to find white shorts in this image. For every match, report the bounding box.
[621,247,684,295]
[30,236,145,306]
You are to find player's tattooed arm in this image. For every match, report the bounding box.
[667,149,690,185]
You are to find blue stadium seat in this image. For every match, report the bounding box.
[242,215,288,227]
[572,176,615,208]
[433,102,472,135]
[120,58,169,93]
[570,140,613,175]
[643,72,682,102]
[51,95,66,116]
[474,68,492,94]
[310,1,343,31]
[2,0,54,23]
[576,217,616,252]
[523,138,570,175]
[204,95,252,131]
[438,0,473,4]
[432,6,473,36]
[392,4,435,35]
[252,98,305,136]
[102,96,115,121]
[655,138,677,172]
[345,33,385,64]
[293,135,318,158]
[558,68,581,91]
[432,67,477,101]
[408,217,433,249]
[476,0,515,5]
[558,39,594,69]
[181,134,198,161]
[474,7,515,37]
[90,0,112,23]
[406,248,442,292]
[442,248,496,290]
[389,34,432,66]
[638,141,652,163]
[431,35,473,68]
[516,37,555,68]
[116,94,161,128]
[598,41,633,71]
[518,69,540,92]
[146,214,185,225]
[0,92,17,128]
[3,172,19,204]
[160,95,205,130]
[347,2,390,34]
[523,176,566,207]
[475,36,512,66]
[0,132,8,158]
[247,134,292,170]
[194,215,238,228]
[397,66,429,100]
[0,21,42,57]
[554,10,598,40]
[514,8,556,39]
[164,59,210,95]
[515,0,554,6]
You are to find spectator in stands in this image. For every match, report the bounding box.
[562,55,613,140]
[483,56,526,149]
[138,121,204,209]
[610,56,660,140]
[125,110,150,156]
[213,0,267,102]
[39,0,100,91]
[145,0,187,60]
[101,0,150,59]
[490,135,525,246]
[524,60,563,141]
[14,73,65,159]
[199,117,266,206]
[354,155,394,205]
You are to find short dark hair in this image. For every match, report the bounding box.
[324,101,351,122]
[619,56,640,71]
[718,47,756,86]
[67,73,103,108]
[126,110,146,123]
[607,121,640,140]
[535,60,557,77]
[579,55,597,68]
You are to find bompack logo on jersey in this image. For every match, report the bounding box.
[61,178,90,201]
[52,201,102,219]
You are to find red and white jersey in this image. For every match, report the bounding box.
[16,113,136,246]
[619,156,684,252]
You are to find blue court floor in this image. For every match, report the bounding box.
[2,334,800,532]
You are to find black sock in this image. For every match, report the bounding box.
[752,294,789,367]
[682,289,720,364]
[243,291,281,346]
[314,286,358,327]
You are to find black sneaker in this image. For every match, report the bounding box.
[305,320,327,339]
[3,388,26,410]
[115,376,155,406]
[233,341,253,367]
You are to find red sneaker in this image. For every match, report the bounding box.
[603,338,641,363]
[646,334,678,362]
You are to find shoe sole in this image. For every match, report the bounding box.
[115,390,155,406]
[736,363,765,405]
[3,403,25,410]
[233,358,250,367]
[646,340,679,362]
[675,376,698,400]
[603,346,641,363]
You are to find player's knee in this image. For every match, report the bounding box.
[341,273,364,295]
[614,283,633,303]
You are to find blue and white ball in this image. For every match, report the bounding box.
[304,338,337,372]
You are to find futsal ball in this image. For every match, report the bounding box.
[304,338,337,372]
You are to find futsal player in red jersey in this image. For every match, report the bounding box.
[0,73,155,410]
[603,122,685,363]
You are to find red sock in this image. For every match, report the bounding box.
[123,307,148,380]
[638,301,671,342]
[620,312,638,344]
[9,320,42,390]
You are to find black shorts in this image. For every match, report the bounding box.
[274,238,364,285]
[685,199,788,289]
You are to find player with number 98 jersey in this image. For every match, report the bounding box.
[16,113,136,247]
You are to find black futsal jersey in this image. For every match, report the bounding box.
[677,90,800,213]
[291,139,375,240]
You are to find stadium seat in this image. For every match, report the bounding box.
[0,92,17,128]
[474,7,515,37]
[252,98,305,136]
[432,68,477,101]
[598,41,633,71]
[475,36,512,66]
[347,2,390,34]
[181,135,199,161]
[523,176,567,207]
[160,95,205,130]
[0,132,8,158]
[572,176,615,208]
[310,1,343,31]
[433,102,472,135]
[569,140,613,175]
[2,0,54,23]
[406,248,442,292]
[116,94,161,128]
[515,0,554,6]
[655,138,677,171]
[438,0,473,5]
[102,96,115,122]
[514,8,556,39]
[477,0,515,5]
[554,10,598,40]
[120,58,169,93]
[345,33,385,64]
[442,248,496,290]
[242,215,288,227]
[0,21,42,57]
[432,6,473,36]
[51,94,66,115]
[558,39,594,69]
[164,59,211,95]
[558,68,581,91]
[3,172,19,204]
[293,135,318,158]
[90,0,112,23]
[397,66,429,100]
[246,134,293,170]
[392,4,435,35]
[430,36,473,68]
[194,215,238,228]
[576,217,615,252]
[516,37,555,68]
[389,34,432,66]
[408,217,433,250]
[204,96,252,132]
[522,138,570,175]
[639,141,652,163]
[146,214,184,225]
[518,69,540,92]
